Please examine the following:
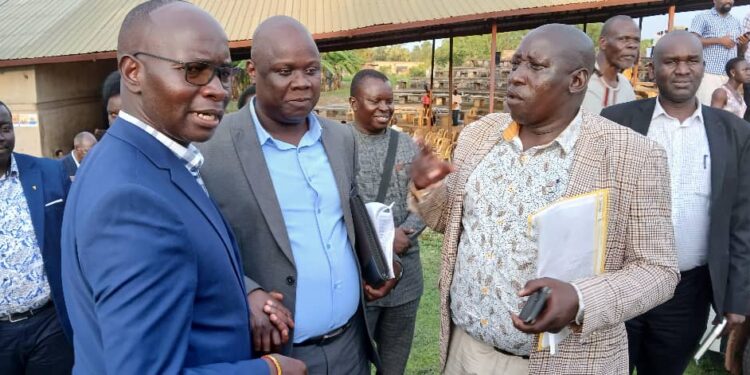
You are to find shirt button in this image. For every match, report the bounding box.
[286,276,295,286]
[327,244,331,249]
[317,209,322,214]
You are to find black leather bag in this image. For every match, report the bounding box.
[350,188,390,288]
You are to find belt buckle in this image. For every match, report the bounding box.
[8,313,29,323]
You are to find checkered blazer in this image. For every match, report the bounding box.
[412,111,679,374]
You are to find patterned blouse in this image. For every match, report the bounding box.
[0,155,51,316]
[720,84,747,119]
[450,111,582,355]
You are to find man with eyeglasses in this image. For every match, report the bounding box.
[60,1,306,374]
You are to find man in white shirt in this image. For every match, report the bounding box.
[582,15,639,114]
[602,30,750,375]
[451,89,462,125]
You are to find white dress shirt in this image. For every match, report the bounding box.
[647,98,711,271]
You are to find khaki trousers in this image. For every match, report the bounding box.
[444,326,529,375]
[696,72,727,105]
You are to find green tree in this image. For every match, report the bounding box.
[321,51,363,90]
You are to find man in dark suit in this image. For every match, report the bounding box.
[199,16,399,374]
[601,30,750,375]
[0,100,72,374]
[60,1,304,374]
[61,131,96,181]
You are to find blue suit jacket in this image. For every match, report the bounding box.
[61,118,269,374]
[61,153,77,180]
[14,153,72,338]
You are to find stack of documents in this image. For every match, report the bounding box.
[528,189,610,354]
[365,202,396,278]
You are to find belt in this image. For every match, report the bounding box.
[294,320,353,347]
[494,346,530,360]
[0,301,52,323]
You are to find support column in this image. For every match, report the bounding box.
[489,22,497,113]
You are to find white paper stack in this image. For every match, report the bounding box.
[528,189,610,354]
[365,202,396,278]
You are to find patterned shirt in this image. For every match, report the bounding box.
[353,126,426,307]
[690,8,742,75]
[647,98,711,272]
[0,155,51,316]
[117,111,208,194]
[743,13,750,62]
[450,110,582,356]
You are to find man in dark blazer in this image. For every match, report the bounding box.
[60,2,303,374]
[0,101,72,374]
[61,131,96,181]
[199,16,399,374]
[601,31,750,375]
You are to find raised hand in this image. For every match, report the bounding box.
[410,138,455,190]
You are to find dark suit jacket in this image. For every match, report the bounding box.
[14,153,72,339]
[198,108,378,363]
[61,118,269,374]
[601,98,750,316]
[61,153,77,180]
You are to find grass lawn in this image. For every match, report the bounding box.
[406,230,727,374]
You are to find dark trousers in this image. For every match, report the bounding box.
[744,83,750,122]
[452,110,461,125]
[0,303,73,375]
[291,313,370,375]
[366,299,420,375]
[627,266,713,375]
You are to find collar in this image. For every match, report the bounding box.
[117,110,204,173]
[502,109,582,155]
[71,152,80,168]
[0,154,19,180]
[653,97,703,125]
[248,97,322,149]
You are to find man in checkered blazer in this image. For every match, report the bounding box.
[409,24,678,375]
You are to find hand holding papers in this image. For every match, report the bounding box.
[527,189,610,354]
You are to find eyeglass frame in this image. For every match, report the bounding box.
[130,51,241,87]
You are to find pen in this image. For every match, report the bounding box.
[703,155,707,169]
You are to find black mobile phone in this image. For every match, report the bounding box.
[518,287,551,324]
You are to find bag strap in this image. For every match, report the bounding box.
[376,130,400,203]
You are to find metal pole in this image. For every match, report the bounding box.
[668,5,676,31]
[489,22,497,113]
[448,36,454,104]
[430,39,436,91]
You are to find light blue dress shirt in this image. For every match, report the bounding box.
[249,99,360,343]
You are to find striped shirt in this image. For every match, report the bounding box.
[117,111,207,194]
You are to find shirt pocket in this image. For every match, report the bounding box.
[690,154,712,199]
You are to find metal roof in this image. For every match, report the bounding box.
[0,0,743,67]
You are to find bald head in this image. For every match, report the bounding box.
[601,15,637,38]
[652,30,703,63]
[526,24,595,73]
[251,16,319,65]
[117,0,181,55]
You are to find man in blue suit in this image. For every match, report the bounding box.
[0,101,72,374]
[60,1,305,374]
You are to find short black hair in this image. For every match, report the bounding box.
[350,69,389,97]
[726,57,746,77]
[102,71,121,103]
[238,84,256,109]
[0,100,11,119]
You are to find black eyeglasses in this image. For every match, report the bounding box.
[132,52,241,87]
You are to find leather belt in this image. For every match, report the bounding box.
[494,346,530,360]
[294,320,353,347]
[0,301,52,323]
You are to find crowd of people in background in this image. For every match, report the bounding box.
[3,0,750,374]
